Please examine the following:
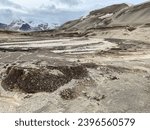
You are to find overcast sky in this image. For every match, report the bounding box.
[0,0,148,25]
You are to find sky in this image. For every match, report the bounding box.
[0,0,148,26]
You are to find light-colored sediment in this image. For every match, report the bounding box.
[0,26,150,112]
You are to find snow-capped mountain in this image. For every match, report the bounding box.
[20,23,31,31]
[0,19,60,31]
[38,23,49,30]
[0,23,7,29]
[8,19,26,30]
[29,21,49,31]
[1,19,51,31]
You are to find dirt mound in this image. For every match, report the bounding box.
[1,65,88,93]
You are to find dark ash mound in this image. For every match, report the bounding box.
[1,65,88,93]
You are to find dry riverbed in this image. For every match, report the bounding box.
[0,30,150,113]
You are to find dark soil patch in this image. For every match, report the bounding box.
[0,47,38,52]
[1,64,88,93]
[96,38,150,55]
[82,62,98,69]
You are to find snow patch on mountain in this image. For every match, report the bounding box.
[5,19,53,31]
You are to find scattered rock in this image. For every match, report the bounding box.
[144,75,150,80]
[24,94,33,99]
[82,91,106,102]
[126,26,136,32]
[77,59,80,62]
[60,88,78,100]
[109,76,119,80]
[93,95,106,101]
[3,64,9,69]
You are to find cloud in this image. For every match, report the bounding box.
[0,0,22,9]
[58,0,81,6]
[26,4,85,25]
[0,0,147,25]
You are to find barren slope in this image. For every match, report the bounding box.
[111,2,150,26]
[60,2,150,32]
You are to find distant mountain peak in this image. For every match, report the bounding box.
[0,19,51,31]
[9,19,25,26]
[20,23,31,31]
[0,23,7,29]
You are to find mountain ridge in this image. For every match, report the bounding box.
[1,2,150,32]
[59,2,150,32]
[0,19,51,31]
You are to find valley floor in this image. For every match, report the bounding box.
[0,27,150,112]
